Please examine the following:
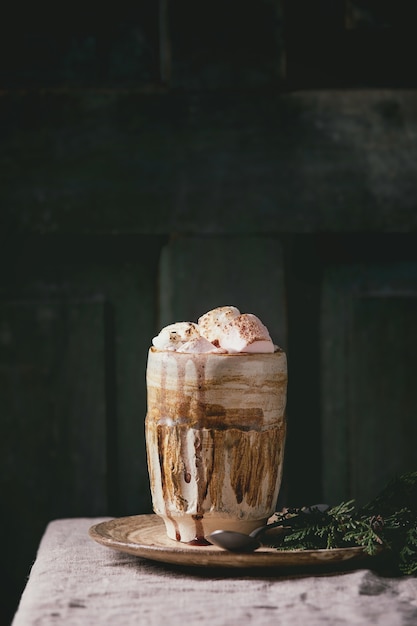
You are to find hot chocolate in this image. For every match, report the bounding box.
[145,307,287,544]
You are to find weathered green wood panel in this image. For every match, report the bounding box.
[168,0,285,90]
[350,296,417,503]
[2,1,416,91]
[0,235,163,621]
[321,262,417,506]
[0,298,107,619]
[2,91,417,235]
[0,298,108,508]
[282,236,322,506]
[0,3,160,88]
[68,261,158,515]
[85,262,159,515]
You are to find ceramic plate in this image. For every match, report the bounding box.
[89,514,378,570]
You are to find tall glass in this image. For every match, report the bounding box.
[145,348,287,543]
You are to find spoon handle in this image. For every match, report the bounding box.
[249,519,286,539]
[249,518,290,539]
[250,504,330,539]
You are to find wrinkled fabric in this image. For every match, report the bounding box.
[12,518,417,626]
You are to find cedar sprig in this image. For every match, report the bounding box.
[272,471,417,575]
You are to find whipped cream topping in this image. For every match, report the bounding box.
[216,313,274,353]
[151,322,201,351]
[198,306,240,344]
[152,307,276,354]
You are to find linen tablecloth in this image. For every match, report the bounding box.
[12,517,417,625]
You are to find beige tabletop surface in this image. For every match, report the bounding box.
[12,517,417,626]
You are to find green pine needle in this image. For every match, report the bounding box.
[272,471,417,575]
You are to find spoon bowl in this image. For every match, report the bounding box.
[207,529,263,552]
[206,504,330,552]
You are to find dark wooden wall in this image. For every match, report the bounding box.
[2,1,417,623]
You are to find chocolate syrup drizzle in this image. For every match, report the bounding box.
[147,351,286,545]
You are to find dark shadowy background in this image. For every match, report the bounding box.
[2,1,417,623]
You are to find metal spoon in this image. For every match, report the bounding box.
[206,504,330,552]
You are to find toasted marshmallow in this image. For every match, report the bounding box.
[177,336,226,354]
[152,307,276,354]
[152,322,200,351]
[198,306,241,345]
[219,313,275,353]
